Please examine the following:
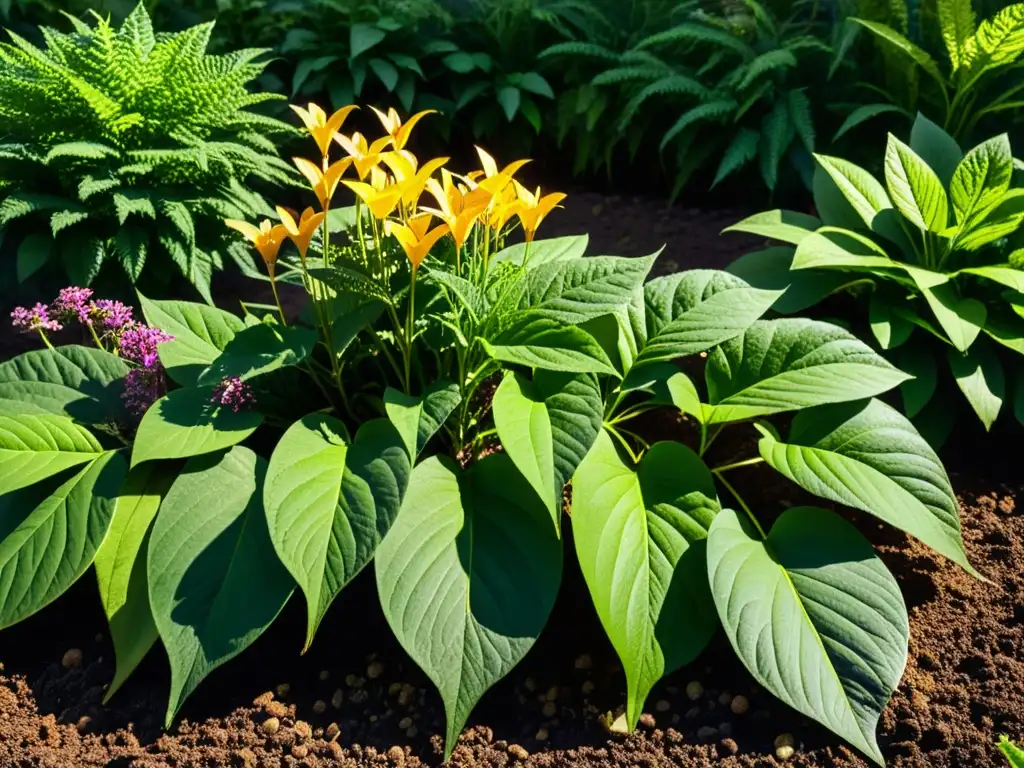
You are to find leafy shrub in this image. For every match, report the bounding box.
[0,102,975,767]
[0,2,295,300]
[727,113,1024,443]
[841,0,1024,143]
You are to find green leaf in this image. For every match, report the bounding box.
[909,113,962,187]
[0,414,105,495]
[898,344,938,418]
[95,462,177,701]
[869,288,913,349]
[814,154,893,229]
[519,255,657,324]
[17,233,51,283]
[707,505,908,766]
[905,266,986,352]
[792,228,895,272]
[713,128,759,187]
[757,398,975,573]
[443,52,476,73]
[950,134,1013,225]
[197,323,317,385]
[851,18,948,91]
[726,247,856,314]
[497,86,522,122]
[949,343,1004,430]
[884,135,950,232]
[369,57,399,91]
[833,103,911,141]
[937,0,976,71]
[0,451,125,629]
[383,381,461,461]
[1000,736,1024,768]
[519,72,554,99]
[723,210,822,246]
[484,313,618,376]
[350,23,386,58]
[264,415,409,650]
[139,294,245,387]
[490,235,588,270]
[493,371,602,530]
[44,141,119,163]
[0,345,130,424]
[704,319,910,424]
[131,388,262,468]
[376,453,562,757]
[149,447,294,726]
[573,431,719,728]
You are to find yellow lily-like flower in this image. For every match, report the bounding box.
[291,103,358,158]
[511,180,567,242]
[386,213,450,272]
[333,131,392,180]
[276,206,325,260]
[483,181,520,231]
[380,150,449,207]
[342,166,405,220]
[370,106,436,151]
[293,156,353,210]
[423,169,492,253]
[226,218,289,274]
[469,146,531,193]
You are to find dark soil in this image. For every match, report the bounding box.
[1,194,1018,768]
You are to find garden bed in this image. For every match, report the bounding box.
[0,192,1019,768]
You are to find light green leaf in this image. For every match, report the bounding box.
[383,381,461,460]
[131,388,262,468]
[1000,735,1024,767]
[949,343,1004,430]
[264,415,410,650]
[726,247,857,314]
[851,18,948,91]
[708,505,908,766]
[757,398,975,573]
[950,134,1014,224]
[704,319,910,423]
[493,370,602,530]
[376,453,562,757]
[909,113,962,187]
[490,235,588,270]
[905,266,986,351]
[813,154,893,229]
[0,414,104,495]
[573,431,719,728]
[149,447,294,726]
[937,0,975,71]
[792,228,897,272]
[884,134,950,232]
[956,190,1024,250]
[519,255,657,324]
[139,294,245,387]
[197,323,317,385]
[722,210,821,245]
[484,312,618,375]
[869,288,913,349]
[95,462,177,701]
[0,345,130,424]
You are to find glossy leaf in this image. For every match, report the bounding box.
[909,113,962,187]
[950,134,1013,224]
[484,312,618,375]
[726,247,855,314]
[519,255,657,324]
[723,210,821,245]
[884,135,949,232]
[906,266,986,351]
[573,431,720,728]
[898,344,938,418]
[0,414,104,495]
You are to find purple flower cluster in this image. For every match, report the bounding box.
[52,287,93,324]
[12,289,134,339]
[90,299,134,331]
[119,325,174,369]
[123,367,168,416]
[10,303,62,333]
[211,376,255,412]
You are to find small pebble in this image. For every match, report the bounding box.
[545,684,559,702]
[398,717,413,730]
[235,748,257,767]
[686,681,703,700]
[387,746,405,764]
[369,715,378,723]
[331,689,344,709]
[276,683,290,698]
[312,700,327,715]
[776,745,795,760]
[697,726,718,741]
[720,737,739,756]
[406,726,418,738]
[638,713,656,729]
[730,695,749,715]
[774,733,796,749]
[508,744,530,761]
[261,717,280,736]
[367,661,385,679]
[291,744,308,759]
[655,699,670,713]
[535,727,549,741]
[581,681,595,695]
[718,691,732,706]
[542,701,557,718]
[62,649,83,669]
[524,678,537,692]
[294,721,312,739]
[326,723,340,742]
[398,684,416,706]
[318,670,330,681]
[574,654,592,670]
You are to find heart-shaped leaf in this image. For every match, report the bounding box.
[572,431,720,728]
[376,453,562,757]
[0,413,105,494]
[708,506,908,766]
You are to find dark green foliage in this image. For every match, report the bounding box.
[0,2,295,300]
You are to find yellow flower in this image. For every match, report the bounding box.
[370,106,435,151]
[511,181,566,242]
[333,131,392,180]
[226,218,288,273]
[290,103,358,158]
[293,156,354,210]
[386,213,449,271]
[276,206,325,260]
[469,146,530,193]
[483,182,520,231]
[380,150,449,207]
[342,167,405,220]
[423,169,491,252]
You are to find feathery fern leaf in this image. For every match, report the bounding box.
[539,41,619,61]
[758,97,795,190]
[713,127,760,186]
[660,100,737,151]
[736,49,798,90]
[591,66,670,86]
[51,209,90,236]
[787,89,815,153]
[44,142,119,164]
[636,23,756,58]
[618,75,709,132]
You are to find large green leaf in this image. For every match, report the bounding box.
[95,462,177,701]
[197,322,317,385]
[722,209,821,245]
[139,294,245,387]
[518,255,657,324]
[492,370,602,530]
[792,228,898,272]
[726,247,857,314]
[1000,736,1024,768]
[937,0,975,71]
[572,431,719,729]
[757,398,975,573]
[0,414,105,495]
[489,235,588,270]
[707,506,908,766]
[131,387,262,467]
[949,342,1004,430]
[264,416,409,649]
[483,312,618,375]
[884,135,950,232]
[950,134,1014,225]
[905,266,986,351]
[814,154,893,230]
[383,381,461,460]
[376,453,562,757]
[0,346,130,424]
[148,447,294,726]
[704,319,910,423]
[0,451,125,629]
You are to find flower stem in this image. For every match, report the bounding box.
[38,330,55,351]
[404,270,417,393]
[269,273,288,326]
[86,322,105,351]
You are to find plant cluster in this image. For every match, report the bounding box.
[727,113,1024,443]
[0,3,295,301]
[0,101,977,767]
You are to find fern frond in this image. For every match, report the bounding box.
[960,4,1024,82]
[636,23,755,58]
[0,193,75,226]
[660,100,737,151]
[712,128,760,186]
[539,41,619,61]
[787,89,815,153]
[592,66,669,86]
[759,98,795,191]
[51,209,90,235]
[78,175,121,200]
[44,142,120,164]
[113,190,156,223]
[161,200,196,247]
[618,75,709,132]
[736,49,798,90]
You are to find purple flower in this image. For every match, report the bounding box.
[118,325,174,369]
[52,287,94,324]
[11,303,62,333]
[211,376,255,412]
[89,299,134,331]
[122,367,167,416]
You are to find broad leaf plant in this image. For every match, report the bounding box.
[0,103,978,766]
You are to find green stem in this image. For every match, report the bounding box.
[605,423,642,464]
[86,322,105,351]
[38,329,55,351]
[712,456,765,473]
[269,273,288,326]
[713,470,767,539]
[404,270,417,393]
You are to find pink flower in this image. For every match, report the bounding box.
[11,303,62,333]
[89,299,133,331]
[52,287,94,324]
[119,325,174,369]
[211,376,255,412]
